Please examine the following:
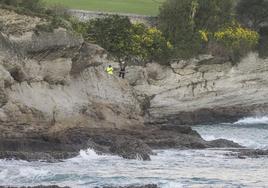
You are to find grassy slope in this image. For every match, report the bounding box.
[44,0,164,16]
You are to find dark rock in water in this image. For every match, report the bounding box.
[0,151,77,162]
[109,136,152,160]
[101,184,159,188]
[159,125,199,135]
[0,125,242,162]
[226,149,268,159]
[207,139,243,148]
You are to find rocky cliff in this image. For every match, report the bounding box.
[0,8,260,161]
[127,54,268,125]
[0,9,148,161]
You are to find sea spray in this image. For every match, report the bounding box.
[234,116,268,125]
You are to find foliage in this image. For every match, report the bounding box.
[213,26,259,49]
[68,17,88,37]
[87,15,133,61]
[86,16,172,64]
[236,0,268,31]
[0,0,45,13]
[131,23,173,63]
[195,0,234,32]
[200,25,259,62]
[158,0,234,58]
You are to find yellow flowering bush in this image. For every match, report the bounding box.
[131,23,173,63]
[199,25,259,62]
[214,26,259,50]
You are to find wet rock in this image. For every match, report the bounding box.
[207,139,243,148]
[0,151,77,162]
[109,136,152,160]
[56,127,153,161]
[226,149,268,159]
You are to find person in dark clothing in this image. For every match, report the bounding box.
[119,62,126,79]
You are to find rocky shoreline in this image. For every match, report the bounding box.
[0,125,242,162]
[0,8,268,163]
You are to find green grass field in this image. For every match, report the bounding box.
[44,0,164,16]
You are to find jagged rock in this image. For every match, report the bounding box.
[226,149,268,159]
[109,136,152,160]
[42,58,72,85]
[71,42,108,75]
[207,139,242,148]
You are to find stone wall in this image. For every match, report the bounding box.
[68,9,157,26]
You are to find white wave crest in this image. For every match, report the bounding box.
[79,148,101,160]
[68,148,120,162]
[234,116,268,125]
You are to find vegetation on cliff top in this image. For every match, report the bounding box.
[158,0,262,62]
[84,16,172,64]
[0,0,267,64]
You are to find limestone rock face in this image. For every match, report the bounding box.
[0,9,143,138]
[127,54,268,125]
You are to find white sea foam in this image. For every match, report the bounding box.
[19,167,49,178]
[0,169,8,180]
[234,116,268,125]
[68,148,120,163]
[79,148,101,160]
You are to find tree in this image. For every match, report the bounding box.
[236,0,268,31]
[158,0,234,58]
[87,16,172,64]
[131,23,173,63]
[87,15,133,62]
[201,25,259,62]
[158,0,197,57]
[195,0,234,32]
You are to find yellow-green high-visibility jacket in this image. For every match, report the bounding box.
[106,67,113,75]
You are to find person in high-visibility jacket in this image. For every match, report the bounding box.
[106,65,113,75]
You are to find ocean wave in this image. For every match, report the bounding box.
[67,148,120,163]
[234,116,268,125]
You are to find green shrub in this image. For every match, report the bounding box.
[158,0,234,58]
[0,0,44,13]
[86,15,172,64]
[87,15,133,61]
[200,25,259,62]
[131,23,173,63]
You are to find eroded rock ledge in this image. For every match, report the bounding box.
[0,125,242,162]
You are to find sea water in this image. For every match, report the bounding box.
[0,117,268,188]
